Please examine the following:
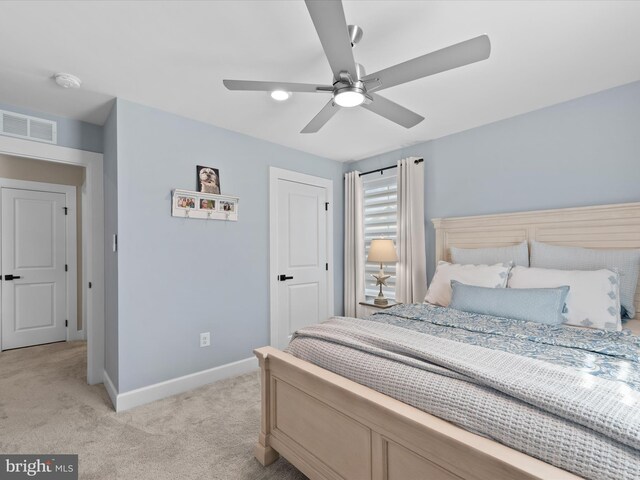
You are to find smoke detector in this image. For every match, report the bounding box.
[54,73,82,89]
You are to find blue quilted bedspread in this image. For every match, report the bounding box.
[370,303,640,390]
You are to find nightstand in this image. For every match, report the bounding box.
[358,300,399,319]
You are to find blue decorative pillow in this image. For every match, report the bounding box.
[449,280,569,325]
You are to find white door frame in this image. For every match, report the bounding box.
[0,180,79,346]
[0,135,104,385]
[269,167,334,347]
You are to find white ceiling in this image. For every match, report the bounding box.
[1,1,639,161]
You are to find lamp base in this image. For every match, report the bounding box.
[373,263,390,306]
[373,296,388,306]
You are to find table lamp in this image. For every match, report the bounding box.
[367,238,398,306]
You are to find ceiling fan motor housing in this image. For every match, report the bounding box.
[334,64,366,86]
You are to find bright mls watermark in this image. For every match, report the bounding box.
[0,455,77,479]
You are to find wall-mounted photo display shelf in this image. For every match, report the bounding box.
[172,188,239,221]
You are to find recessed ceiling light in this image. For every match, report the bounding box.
[270,90,290,101]
[54,73,82,89]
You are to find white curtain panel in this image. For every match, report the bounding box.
[396,157,427,303]
[344,171,365,317]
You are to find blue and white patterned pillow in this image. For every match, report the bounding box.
[508,266,622,331]
[530,241,640,319]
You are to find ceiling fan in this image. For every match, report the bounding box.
[223,0,491,133]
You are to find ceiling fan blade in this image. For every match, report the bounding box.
[361,94,424,129]
[223,80,333,93]
[301,100,340,133]
[362,35,491,91]
[305,0,358,80]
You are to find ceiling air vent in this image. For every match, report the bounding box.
[0,110,57,144]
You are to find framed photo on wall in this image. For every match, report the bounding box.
[196,165,221,194]
[199,198,216,211]
[175,194,196,210]
[219,200,236,213]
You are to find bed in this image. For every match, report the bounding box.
[254,202,640,480]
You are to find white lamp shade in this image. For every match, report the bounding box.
[367,239,398,263]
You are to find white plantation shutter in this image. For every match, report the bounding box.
[363,172,397,300]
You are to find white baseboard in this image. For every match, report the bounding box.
[106,356,258,412]
[69,329,85,341]
[102,370,118,409]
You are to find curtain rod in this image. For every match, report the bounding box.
[359,158,423,177]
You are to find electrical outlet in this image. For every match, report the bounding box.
[200,332,210,347]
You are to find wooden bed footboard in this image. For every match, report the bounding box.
[254,346,580,480]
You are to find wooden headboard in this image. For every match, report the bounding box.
[432,202,640,321]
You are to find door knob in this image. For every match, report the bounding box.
[278,274,294,281]
[4,275,21,281]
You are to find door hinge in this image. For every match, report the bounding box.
[88,282,92,289]
[65,264,68,272]
[63,207,68,215]
[325,202,329,211]
[65,320,68,327]
[326,263,329,271]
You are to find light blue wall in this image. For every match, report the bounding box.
[348,80,640,281]
[114,99,344,393]
[0,102,104,153]
[103,102,119,389]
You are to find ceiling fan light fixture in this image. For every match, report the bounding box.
[334,85,365,108]
[270,90,291,101]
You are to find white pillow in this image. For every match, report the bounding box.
[508,266,621,331]
[424,261,512,307]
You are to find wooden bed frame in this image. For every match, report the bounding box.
[255,202,640,480]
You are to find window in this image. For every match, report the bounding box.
[363,171,397,300]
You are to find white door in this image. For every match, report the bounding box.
[1,188,67,350]
[273,176,330,349]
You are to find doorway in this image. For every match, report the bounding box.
[269,167,334,349]
[0,183,77,350]
[0,136,104,385]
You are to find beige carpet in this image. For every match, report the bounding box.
[0,341,306,479]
